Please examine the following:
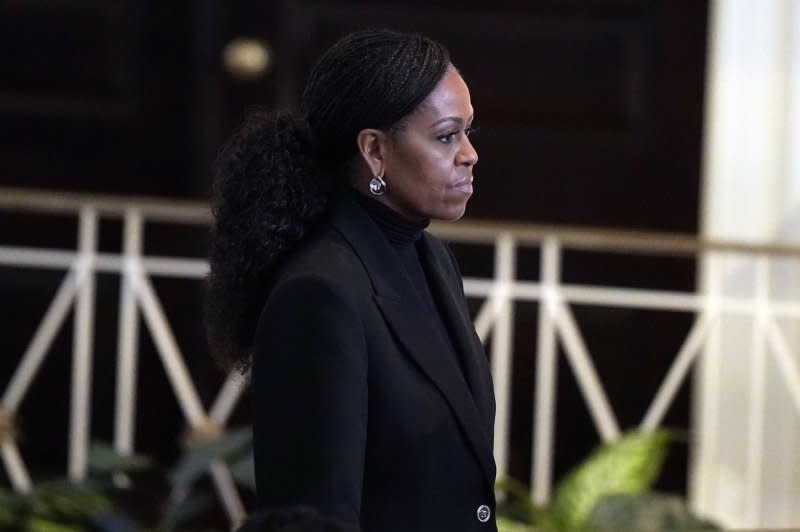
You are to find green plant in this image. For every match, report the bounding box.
[0,464,137,531]
[159,427,254,529]
[586,493,718,530]
[5,428,720,531]
[0,431,255,531]
[496,429,719,531]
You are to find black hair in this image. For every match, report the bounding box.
[206,29,451,370]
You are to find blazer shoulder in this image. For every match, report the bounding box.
[270,225,371,300]
[423,231,462,276]
[424,230,455,257]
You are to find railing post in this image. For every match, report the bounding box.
[691,251,723,517]
[491,232,516,484]
[69,206,98,481]
[209,372,248,426]
[114,208,143,483]
[552,300,620,441]
[532,237,560,504]
[641,312,715,431]
[0,438,31,493]
[135,274,207,428]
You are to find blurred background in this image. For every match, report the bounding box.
[0,0,798,530]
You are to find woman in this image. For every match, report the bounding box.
[207,29,496,531]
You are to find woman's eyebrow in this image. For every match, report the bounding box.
[429,114,474,128]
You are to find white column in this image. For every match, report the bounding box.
[697,0,800,527]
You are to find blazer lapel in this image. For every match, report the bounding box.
[330,194,495,489]
[417,234,495,439]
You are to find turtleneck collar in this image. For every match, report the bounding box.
[350,188,429,248]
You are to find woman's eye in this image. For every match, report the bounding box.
[438,124,478,144]
[437,132,457,144]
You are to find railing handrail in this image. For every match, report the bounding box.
[3,186,800,257]
[0,187,210,223]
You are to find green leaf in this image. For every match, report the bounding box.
[549,429,671,530]
[494,477,559,528]
[495,477,536,520]
[0,486,24,526]
[497,515,535,532]
[168,427,252,487]
[587,492,720,530]
[25,516,84,532]
[87,442,153,475]
[29,480,113,520]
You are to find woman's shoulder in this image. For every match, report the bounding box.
[421,231,461,273]
[270,225,369,297]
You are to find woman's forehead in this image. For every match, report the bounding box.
[413,70,473,125]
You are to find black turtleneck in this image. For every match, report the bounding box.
[352,191,428,245]
[352,190,470,385]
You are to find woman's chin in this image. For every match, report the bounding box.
[434,202,468,222]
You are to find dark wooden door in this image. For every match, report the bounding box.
[0,0,708,511]
[0,0,707,228]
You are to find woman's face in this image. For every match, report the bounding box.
[375,67,478,221]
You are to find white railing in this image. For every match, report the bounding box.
[1,187,799,528]
[0,188,248,524]
[432,221,800,520]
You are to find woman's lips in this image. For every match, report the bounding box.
[453,176,474,194]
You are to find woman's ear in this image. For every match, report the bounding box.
[356,128,388,177]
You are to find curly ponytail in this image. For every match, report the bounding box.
[206,110,333,370]
[207,29,451,370]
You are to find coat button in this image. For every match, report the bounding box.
[476,504,491,523]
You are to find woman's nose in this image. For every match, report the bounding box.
[457,136,478,167]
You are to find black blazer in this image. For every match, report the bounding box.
[252,193,497,531]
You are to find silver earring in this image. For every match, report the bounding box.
[369,174,386,196]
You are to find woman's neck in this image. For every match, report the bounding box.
[350,188,429,247]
